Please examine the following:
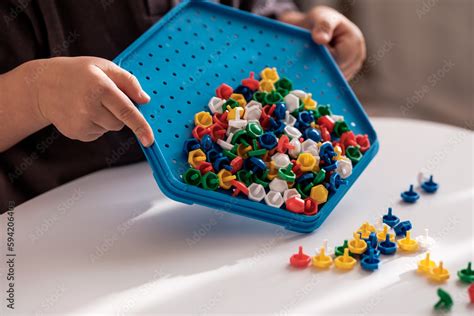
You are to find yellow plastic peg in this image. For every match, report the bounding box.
[376,224,395,242]
[429,261,450,282]
[296,153,316,172]
[397,231,419,252]
[303,93,317,110]
[334,248,357,270]
[260,67,279,83]
[188,149,206,168]
[194,111,213,127]
[357,221,376,239]
[230,93,247,108]
[312,247,333,269]
[259,79,274,92]
[348,232,367,255]
[310,184,328,204]
[217,169,236,190]
[417,252,436,274]
[227,107,245,121]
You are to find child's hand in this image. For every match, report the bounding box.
[279,6,366,80]
[35,57,154,146]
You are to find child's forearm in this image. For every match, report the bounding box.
[0,60,50,152]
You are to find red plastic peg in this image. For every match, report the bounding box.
[261,104,276,120]
[286,196,305,214]
[277,135,295,153]
[290,246,311,268]
[209,124,226,141]
[259,117,271,129]
[198,162,214,175]
[356,134,371,153]
[340,131,357,149]
[304,198,318,216]
[320,125,331,142]
[231,180,249,197]
[216,83,233,99]
[192,126,211,141]
[230,157,244,173]
[241,72,260,91]
[469,284,474,303]
[213,112,228,129]
[292,161,303,178]
[317,115,335,133]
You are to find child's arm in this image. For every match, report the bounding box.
[0,57,154,152]
[278,6,366,80]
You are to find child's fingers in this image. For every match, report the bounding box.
[278,11,306,27]
[93,105,125,132]
[308,6,342,45]
[95,61,150,105]
[335,38,362,71]
[100,81,154,147]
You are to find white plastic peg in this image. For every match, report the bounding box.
[283,188,301,202]
[302,139,319,157]
[284,111,297,127]
[288,138,302,158]
[248,183,266,202]
[217,139,233,151]
[284,126,302,140]
[290,90,307,100]
[264,191,284,208]
[269,178,288,193]
[416,228,436,250]
[208,97,224,114]
[321,239,334,256]
[284,93,300,113]
[271,153,291,169]
[243,106,262,120]
[336,157,352,179]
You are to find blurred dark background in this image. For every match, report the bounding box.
[297,0,473,129]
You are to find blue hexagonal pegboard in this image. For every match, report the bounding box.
[114,0,378,233]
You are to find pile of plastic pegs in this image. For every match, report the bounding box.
[182,67,371,214]
[288,205,474,310]
[288,207,437,273]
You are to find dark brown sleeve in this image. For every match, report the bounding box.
[0,0,46,73]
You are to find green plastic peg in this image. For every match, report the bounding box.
[309,108,321,120]
[236,170,253,186]
[296,182,310,199]
[434,288,453,311]
[253,171,270,188]
[318,104,332,116]
[345,146,362,164]
[246,121,264,138]
[457,262,474,283]
[264,91,283,104]
[334,121,351,137]
[253,91,267,104]
[223,150,237,160]
[274,77,293,92]
[231,130,247,144]
[278,163,296,182]
[248,149,267,157]
[224,98,239,110]
[183,168,202,186]
[277,88,289,97]
[201,172,219,190]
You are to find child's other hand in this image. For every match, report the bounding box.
[35,57,154,147]
[279,6,366,80]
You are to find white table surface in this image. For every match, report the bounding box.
[1,118,473,316]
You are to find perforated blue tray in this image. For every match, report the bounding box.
[114,0,378,233]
